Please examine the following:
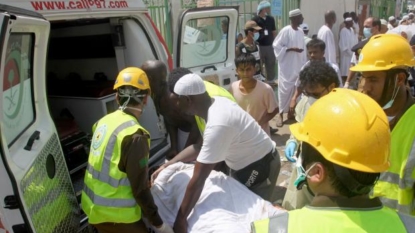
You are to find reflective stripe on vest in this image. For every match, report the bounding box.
[195,81,235,135]
[86,120,136,188]
[372,104,415,215]
[251,207,414,233]
[83,184,136,207]
[251,213,288,233]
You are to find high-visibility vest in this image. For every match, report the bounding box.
[195,81,236,134]
[251,206,415,233]
[81,110,150,224]
[372,104,415,215]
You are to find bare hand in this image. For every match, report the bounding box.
[151,164,167,185]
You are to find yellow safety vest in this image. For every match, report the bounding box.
[372,104,415,215]
[195,81,236,134]
[81,110,150,224]
[251,206,414,233]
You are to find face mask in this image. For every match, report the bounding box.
[253,32,260,41]
[363,27,372,38]
[382,76,400,110]
[307,96,317,105]
[294,155,317,189]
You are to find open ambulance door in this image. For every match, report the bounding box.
[174,6,239,90]
[0,4,80,233]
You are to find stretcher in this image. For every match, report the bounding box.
[149,163,285,233]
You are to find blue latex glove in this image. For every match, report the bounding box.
[285,141,298,162]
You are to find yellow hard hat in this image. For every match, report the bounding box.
[290,88,390,173]
[114,67,151,91]
[350,34,415,72]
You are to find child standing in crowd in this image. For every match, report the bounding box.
[230,53,279,135]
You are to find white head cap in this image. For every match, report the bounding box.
[388,16,395,21]
[174,73,206,96]
[409,12,414,16]
[380,19,388,26]
[289,9,302,17]
[300,23,309,30]
[345,17,353,22]
[403,15,409,20]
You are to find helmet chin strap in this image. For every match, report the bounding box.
[118,94,145,113]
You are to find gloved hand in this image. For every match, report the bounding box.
[153,223,174,233]
[285,141,298,162]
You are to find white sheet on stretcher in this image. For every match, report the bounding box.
[150,162,285,233]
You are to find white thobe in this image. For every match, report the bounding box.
[388,23,394,31]
[317,25,337,64]
[353,21,360,41]
[339,27,357,77]
[273,25,306,113]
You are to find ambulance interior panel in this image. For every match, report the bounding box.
[43,17,169,228]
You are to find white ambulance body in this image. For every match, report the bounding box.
[0,1,238,232]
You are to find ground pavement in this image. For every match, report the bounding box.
[269,114,297,205]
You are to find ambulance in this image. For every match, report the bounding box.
[0,1,238,232]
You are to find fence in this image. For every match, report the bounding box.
[145,0,300,53]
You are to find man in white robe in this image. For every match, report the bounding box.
[318,10,337,65]
[273,8,306,127]
[388,16,397,30]
[339,17,358,83]
[350,11,360,41]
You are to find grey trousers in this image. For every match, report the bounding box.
[250,149,281,202]
[259,45,277,81]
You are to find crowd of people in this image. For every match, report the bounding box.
[80,1,415,233]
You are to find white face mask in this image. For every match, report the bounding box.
[294,156,317,189]
[382,76,400,110]
[253,32,260,41]
[307,96,317,105]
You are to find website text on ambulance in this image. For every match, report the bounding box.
[30,0,129,11]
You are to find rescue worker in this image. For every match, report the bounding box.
[81,67,173,233]
[350,34,415,215]
[252,88,415,232]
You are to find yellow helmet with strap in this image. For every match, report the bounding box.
[290,88,390,173]
[114,67,151,91]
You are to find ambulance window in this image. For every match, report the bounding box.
[2,33,35,146]
[181,16,229,68]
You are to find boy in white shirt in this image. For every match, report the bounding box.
[230,53,279,135]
